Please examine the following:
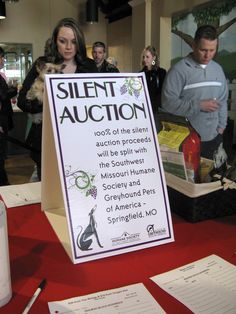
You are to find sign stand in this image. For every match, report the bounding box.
[42,94,73,259]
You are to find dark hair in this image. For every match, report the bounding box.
[92,41,106,51]
[50,17,87,64]
[194,25,218,43]
[0,47,5,57]
[44,38,52,58]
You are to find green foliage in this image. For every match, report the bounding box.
[172,13,188,29]
[193,1,236,25]
[215,51,236,81]
[172,0,236,29]
[171,57,183,66]
[171,1,236,81]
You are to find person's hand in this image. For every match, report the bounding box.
[217,127,224,134]
[0,126,4,133]
[200,99,219,112]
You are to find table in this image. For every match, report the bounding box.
[1,204,236,313]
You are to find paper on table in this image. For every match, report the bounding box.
[0,182,41,208]
[48,283,166,314]
[150,254,236,314]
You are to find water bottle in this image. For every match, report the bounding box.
[0,201,12,307]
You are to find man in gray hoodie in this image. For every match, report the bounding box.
[161,25,228,160]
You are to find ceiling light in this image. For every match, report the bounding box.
[86,0,98,24]
[0,2,6,19]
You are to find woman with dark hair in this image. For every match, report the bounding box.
[49,17,96,72]
[17,17,97,180]
[140,45,166,113]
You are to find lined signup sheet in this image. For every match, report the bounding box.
[151,254,236,314]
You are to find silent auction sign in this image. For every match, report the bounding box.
[47,73,172,259]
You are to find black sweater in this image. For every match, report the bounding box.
[0,75,17,131]
[17,57,98,114]
[141,66,166,113]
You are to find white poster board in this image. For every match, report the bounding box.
[42,73,174,264]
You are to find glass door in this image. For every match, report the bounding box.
[0,42,32,110]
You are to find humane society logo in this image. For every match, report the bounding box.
[111,231,140,246]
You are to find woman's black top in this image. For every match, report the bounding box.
[16,56,98,166]
[17,56,98,114]
[0,75,17,132]
[141,66,166,113]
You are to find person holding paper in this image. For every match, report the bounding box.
[161,25,228,160]
[17,18,97,180]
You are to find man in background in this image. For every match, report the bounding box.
[161,25,228,160]
[92,41,119,73]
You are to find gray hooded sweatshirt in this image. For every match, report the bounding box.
[161,54,228,142]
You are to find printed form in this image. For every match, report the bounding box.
[151,254,236,314]
[48,283,166,314]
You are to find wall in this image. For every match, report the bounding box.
[0,0,125,77]
[131,1,145,72]
[0,0,214,72]
[107,16,132,72]
[0,0,107,61]
[130,0,213,71]
[78,7,107,47]
[158,0,212,16]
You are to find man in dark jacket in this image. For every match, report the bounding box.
[0,47,17,185]
[92,41,119,73]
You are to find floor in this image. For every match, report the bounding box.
[5,154,36,185]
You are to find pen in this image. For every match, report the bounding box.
[22,279,47,314]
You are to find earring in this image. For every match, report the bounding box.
[152,60,156,66]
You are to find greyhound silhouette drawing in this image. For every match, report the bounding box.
[76,205,103,251]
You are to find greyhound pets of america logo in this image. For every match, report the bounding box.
[111,231,140,246]
[147,224,167,238]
